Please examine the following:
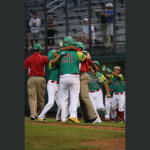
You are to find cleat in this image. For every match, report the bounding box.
[61,119,68,123]
[69,117,80,123]
[91,117,102,124]
[30,116,36,120]
[37,117,45,122]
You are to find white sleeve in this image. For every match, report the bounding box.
[36,18,41,27]
[91,25,94,32]
[29,18,33,27]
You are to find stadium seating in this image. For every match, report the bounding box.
[25,0,126,55]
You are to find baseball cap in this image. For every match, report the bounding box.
[105,3,109,7]
[63,36,74,47]
[33,43,43,51]
[108,3,113,7]
[48,49,56,60]
[84,18,88,21]
[114,66,121,70]
[73,42,85,50]
[94,61,100,67]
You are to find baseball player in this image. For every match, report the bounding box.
[88,61,111,123]
[52,36,88,123]
[104,66,126,123]
[37,50,61,122]
[56,42,102,124]
[104,77,115,120]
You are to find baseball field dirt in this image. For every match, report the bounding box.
[25,117,125,150]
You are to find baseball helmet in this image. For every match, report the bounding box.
[33,43,43,51]
[48,49,56,60]
[63,36,74,47]
[94,60,100,67]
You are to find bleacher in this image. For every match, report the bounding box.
[25,0,126,59]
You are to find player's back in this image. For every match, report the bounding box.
[59,50,80,74]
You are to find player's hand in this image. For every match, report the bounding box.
[107,94,111,98]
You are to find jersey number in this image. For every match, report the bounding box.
[63,53,72,63]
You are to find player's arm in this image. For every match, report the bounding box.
[100,74,111,98]
[90,67,97,78]
[51,51,66,64]
[112,72,124,80]
[55,46,81,54]
[105,83,111,98]
[88,59,96,72]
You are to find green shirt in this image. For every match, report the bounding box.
[59,50,86,74]
[89,72,107,91]
[108,83,114,97]
[47,53,59,82]
[109,74,125,92]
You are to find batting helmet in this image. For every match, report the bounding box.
[63,36,74,47]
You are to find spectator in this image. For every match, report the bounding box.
[26,14,32,50]
[93,3,107,45]
[104,3,114,48]
[47,14,56,46]
[29,11,41,46]
[82,18,96,44]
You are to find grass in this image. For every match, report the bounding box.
[25,117,125,128]
[25,117,125,150]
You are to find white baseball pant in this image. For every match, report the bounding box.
[112,92,126,112]
[105,96,113,119]
[89,89,105,111]
[38,80,61,121]
[58,74,80,121]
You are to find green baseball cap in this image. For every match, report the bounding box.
[33,43,43,51]
[94,61,100,67]
[63,36,74,47]
[48,49,56,60]
[72,42,85,50]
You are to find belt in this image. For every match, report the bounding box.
[90,89,100,93]
[80,72,88,75]
[60,73,79,75]
[29,76,44,77]
[115,92,124,95]
[50,80,59,84]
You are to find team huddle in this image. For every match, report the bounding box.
[24,36,126,124]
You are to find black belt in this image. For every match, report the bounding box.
[115,92,124,95]
[90,89,100,93]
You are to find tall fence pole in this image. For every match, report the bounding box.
[24,0,28,58]
[44,0,48,54]
[65,0,69,36]
[88,0,92,52]
[113,0,116,53]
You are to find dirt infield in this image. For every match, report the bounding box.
[81,138,125,150]
[25,121,125,132]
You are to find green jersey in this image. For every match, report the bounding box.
[59,50,86,74]
[47,53,59,82]
[108,83,114,97]
[89,72,107,91]
[109,74,125,92]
